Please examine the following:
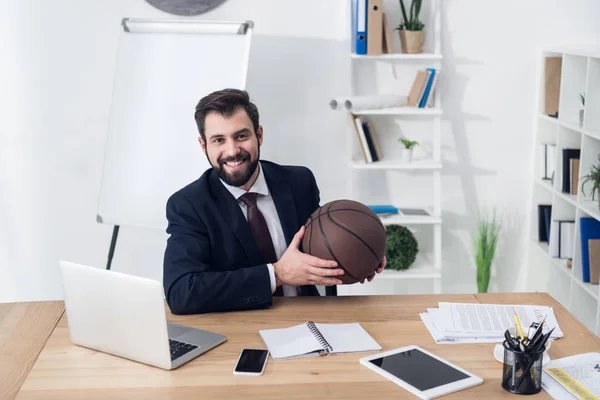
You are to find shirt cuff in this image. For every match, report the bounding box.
[266,263,276,293]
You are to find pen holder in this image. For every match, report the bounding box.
[501,341,545,395]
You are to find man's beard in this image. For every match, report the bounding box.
[213,149,259,187]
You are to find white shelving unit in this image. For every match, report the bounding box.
[338,0,442,296]
[528,45,600,336]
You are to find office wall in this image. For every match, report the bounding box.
[1,0,599,302]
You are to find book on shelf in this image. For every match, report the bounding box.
[580,217,600,283]
[544,56,562,118]
[550,220,575,259]
[351,115,383,163]
[351,0,394,55]
[406,68,440,108]
[561,148,580,194]
[538,204,552,243]
[539,143,556,182]
[588,239,600,284]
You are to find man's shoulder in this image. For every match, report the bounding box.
[261,160,315,181]
[167,168,214,209]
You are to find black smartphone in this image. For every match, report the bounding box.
[233,349,269,376]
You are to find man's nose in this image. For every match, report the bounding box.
[223,140,240,158]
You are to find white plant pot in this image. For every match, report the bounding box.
[398,148,413,162]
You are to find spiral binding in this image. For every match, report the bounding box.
[306,321,333,355]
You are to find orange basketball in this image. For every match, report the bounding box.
[301,199,386,284]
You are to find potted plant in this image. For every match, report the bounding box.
[395,0,425,54]
[398,137,418,162]
[385,225,418,270]
[581,155,600,209]
[579,93,586,127]
[472,209,501,293]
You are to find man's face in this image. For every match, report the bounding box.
[199,108,262,188]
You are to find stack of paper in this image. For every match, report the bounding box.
[420,302,564,344]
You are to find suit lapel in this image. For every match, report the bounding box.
[209,171,262,265]
[262,163,298,245]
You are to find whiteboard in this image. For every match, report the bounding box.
[97,18,253,230]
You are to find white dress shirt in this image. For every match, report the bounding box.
[220,162,298,296]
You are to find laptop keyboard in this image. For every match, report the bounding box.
[169,339,198,361]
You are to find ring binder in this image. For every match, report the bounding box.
[306,321,333,355]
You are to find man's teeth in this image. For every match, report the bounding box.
[226,160,243,167]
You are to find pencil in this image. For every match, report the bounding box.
[513,308,525,340]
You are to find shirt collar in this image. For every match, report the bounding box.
[219,161,269,200]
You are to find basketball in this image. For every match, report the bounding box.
[301,199,387,284]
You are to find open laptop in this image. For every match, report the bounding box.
[59,260,226,370]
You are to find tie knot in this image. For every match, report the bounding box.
[239,192,259,207]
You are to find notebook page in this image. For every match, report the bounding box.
[259,323,323,359]
[315,323,381,354]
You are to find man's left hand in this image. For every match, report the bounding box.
[361,255,386,284]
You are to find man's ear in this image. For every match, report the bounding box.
[198,137,207,153]
[256,125,264,146]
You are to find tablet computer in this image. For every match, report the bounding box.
[360,345,483,399]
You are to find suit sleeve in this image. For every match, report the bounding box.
[163,193,273,315]
[308,168,321,211]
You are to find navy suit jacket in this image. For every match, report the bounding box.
[163,160,321,315]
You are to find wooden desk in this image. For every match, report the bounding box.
[5,293,600,399]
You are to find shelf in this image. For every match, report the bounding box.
[352,107,442,116]
[379,213,441,226]
[537,114,599,139]
[535,241,572,278]
[572,276,600,301]
[579,199,600,221]
[378,264,441,280]
[352,159,442,170]
[350,53,443,61]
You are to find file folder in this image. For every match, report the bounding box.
[355,0,367,54]
[367,0,383,55]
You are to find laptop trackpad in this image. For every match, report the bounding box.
[167,323,196,341]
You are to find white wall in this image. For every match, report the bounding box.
[1,0,600,303]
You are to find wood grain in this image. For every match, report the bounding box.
[0,301,64,400]
[12,293,600,399]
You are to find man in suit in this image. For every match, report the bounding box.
[163,89,385,315]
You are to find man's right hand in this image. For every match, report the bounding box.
[273,225,345,287]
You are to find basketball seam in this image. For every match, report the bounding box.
[304,207,384,231]
[317,201,359,282]
[326,205,381,264]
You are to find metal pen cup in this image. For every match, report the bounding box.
[501,340,545,395]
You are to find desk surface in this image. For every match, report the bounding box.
[4,293,600,399]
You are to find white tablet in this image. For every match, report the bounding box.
[360,345,483,400]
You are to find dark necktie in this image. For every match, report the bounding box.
[239,192,283,296]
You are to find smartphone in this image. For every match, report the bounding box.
[233,349,269,376]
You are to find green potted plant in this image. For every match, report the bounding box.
[581,155,600,209]
[579,93,586,127]
[395,0,425,54]
[472,209,501,293]
[398,137,419,162]
[385,225,418,270]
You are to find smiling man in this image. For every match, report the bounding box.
[162,89,384,315]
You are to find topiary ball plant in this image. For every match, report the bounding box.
[385,225,418,270]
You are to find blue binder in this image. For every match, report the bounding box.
[579,217,600,282]
[354,0,367,54]
[419,68,436,108]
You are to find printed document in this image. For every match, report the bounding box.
[542,352,600,400]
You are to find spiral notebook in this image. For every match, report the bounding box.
[259,321,382,360]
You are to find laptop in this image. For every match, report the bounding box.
[59,260,227,370]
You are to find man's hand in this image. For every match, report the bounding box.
[273,225,345,287]
[361,224,387,284]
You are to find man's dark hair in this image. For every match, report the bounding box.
[194,88,259,141]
